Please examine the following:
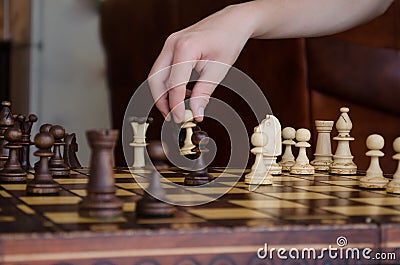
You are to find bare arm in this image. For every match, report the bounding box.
[149,0,393,123]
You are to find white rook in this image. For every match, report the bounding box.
[130,117,152,168]
[311,120,334,171]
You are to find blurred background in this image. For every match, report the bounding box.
[1,0,400,172]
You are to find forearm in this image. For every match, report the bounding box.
[228,0,393,39]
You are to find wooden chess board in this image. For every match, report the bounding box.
[0,168,399,265]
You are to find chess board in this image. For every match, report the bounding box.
[0,168,400,265]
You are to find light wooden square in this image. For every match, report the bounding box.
[44,212,126,224]
[20,196,81,205]
[267,192,334,200]
[229,199,307,209]
[322,205,400,216]
[187,208,271,219]
[295,186,357,192]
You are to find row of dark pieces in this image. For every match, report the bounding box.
[0,101,81,180]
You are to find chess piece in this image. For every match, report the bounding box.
[129,117,153,168]
[48,125,70,177]
[34,124,53,172]
[310,120,334,171]
[290,128,315,175]
[0,101,14,169]
[386,137,400,194]
[184,131,214,186]
[330,107,357,175]
[245,131,273,185]
[63,133,82,169]
[79,129,123,218]
[136,141,175,218]
[148,140,169,170]
[16,114,38,171]
[26,132,60,195]
[0,128,27,182]
[279,127,296,171]
[359,134,388,189]
[180,109,196,155]
[257,115,282,175]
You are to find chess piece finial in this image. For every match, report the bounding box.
[387,137,400,193]
[136,140,175,218]
[79,129,123,218]
[279,127,296,171]
[0,128,27,182]
[0,101,15,169]
[359,134,388,189]
[48,125,70,177]
[40,123,53,133]
[311,120,334,171]
[290,128,315,175]
[184,130,213,186]
[26,132,60,195]
[330,107,357,175]
[245,131,273,185]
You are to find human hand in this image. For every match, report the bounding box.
[148,3,256,123]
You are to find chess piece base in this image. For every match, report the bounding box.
[279,161,295,172]
[290,164,315,175]
[310,160,333,171]
[359,176,389,189]
[79,194,123,219]
[0,168,27,182]
[245,173,273,185]
[329,162,357,175]
[184,173,213,186]
[50,167,70,177]
[136,198,175,218]
[386,180,400,194]
[26,180,60,195]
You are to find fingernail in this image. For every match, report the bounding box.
[196,107,204,120]
[165,113,171,122]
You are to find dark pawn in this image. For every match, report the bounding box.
[16,114,38,171]
[0,101,15,169]
[79,130,123,219]
[136,141,175,218]
[34,124,53,172]
[147,140,169,170]
[26,133,60,195]
[48,125,70,177]
[184,131,213,186]
[63,133,82,169]
[0,128,27,182]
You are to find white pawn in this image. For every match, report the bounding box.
[386,137,400,193]
[279,127,296,171]
[245,132,273,185]
[330,107,357,175]
[359,134,388,189]
[290,128,315,175]
[180,110,196,155]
